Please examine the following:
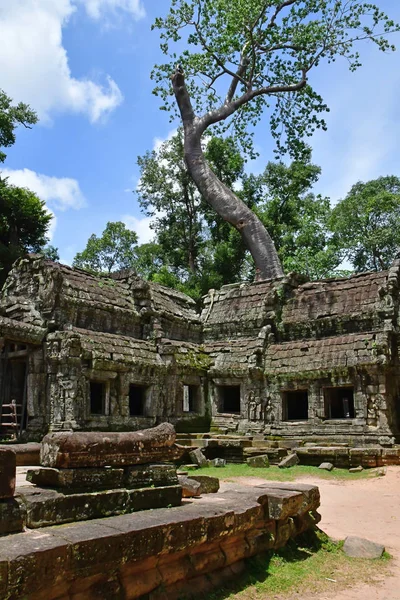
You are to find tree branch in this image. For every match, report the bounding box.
[171,71,197,127]
[268,0,298,29]
[200,69,308,131]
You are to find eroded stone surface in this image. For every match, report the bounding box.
[188,475,220,494]
[178,476,201,498]
[278,453,299,469]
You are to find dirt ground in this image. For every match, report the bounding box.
[227,467,400,600]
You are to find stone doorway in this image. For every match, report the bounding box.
[0,342,28,436]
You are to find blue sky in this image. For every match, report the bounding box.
[1,0,400,265]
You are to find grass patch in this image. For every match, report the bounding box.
[196,463,371,481]
[199,530,390,600]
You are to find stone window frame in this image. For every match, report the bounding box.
[88,379,110,417]
[322,385,355,420]
[213,379,242,416]
[281,388,309,422]
[182,383,201,414]
[128,383,150,417]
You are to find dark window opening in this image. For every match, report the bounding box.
[183,385,199,413]
[217,385,241,414]
[90,381,105,415]
[324,387,355,419]
[282,390,309,421]
[129,384,147,416]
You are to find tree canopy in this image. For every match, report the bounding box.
[135,130,345,299]
[73,221,139,274]
[0,179,52,286]
[152,0,398,279]
[0,89,38,163]
[330,176,400,272]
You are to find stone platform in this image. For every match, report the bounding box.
[0,481,320,600]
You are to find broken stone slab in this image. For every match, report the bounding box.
[212,458,226,468]
[188,475,220,494]
[178,476,201,498]
[40,423,184,468]
[343,536,385,559]
[17,484,183,528]
[255,482,320,514]
[189,448,208,468]
[183,464,200,471]
[318,462,334,471]
[0,443,40,466]
[278,453,299,469]
[246,455,270,468]
[0,448,16,498]
[349,466,363,473]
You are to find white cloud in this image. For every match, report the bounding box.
[2,168,86,212]
[122,214,155,244]
[152,128,178,153]
[0,0,126,123]
[78,0,145,21]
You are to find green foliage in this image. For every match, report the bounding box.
[39,245,60,262]
[255,152,343,279]
[0,178,52,286]
[136,131,253,300]
[0,89,38,163]
[330,176,400,272]
[73,221,139,274]
[152,0,398,160]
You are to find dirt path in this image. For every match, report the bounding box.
[225,467,400,600]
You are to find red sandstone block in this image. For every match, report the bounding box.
[0,448,16,498]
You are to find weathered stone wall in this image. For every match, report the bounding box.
[1,255,400,444]
[0,482,320,600]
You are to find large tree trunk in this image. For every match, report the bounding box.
[171,72,283,281]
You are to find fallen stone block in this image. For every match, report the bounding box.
[188,475,220,494]
[278,453,299,469]
[0,448,16,498]
[189,448,208,468]
[40,423,184,468]
[0,443,40,466]
[246,455,270,468]
[343,536,385,559]
[183,464,200,471]
[178,476,201,498]
[349,466,363,473]
[318,462,334,471]
[212,458,226,468]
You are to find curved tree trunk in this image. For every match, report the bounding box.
[171,71,283,281]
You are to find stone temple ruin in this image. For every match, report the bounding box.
[0,425,321,599]
[1,253,400,448]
